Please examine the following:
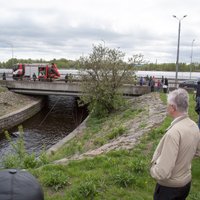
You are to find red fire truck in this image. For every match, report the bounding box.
[13,63,60,81]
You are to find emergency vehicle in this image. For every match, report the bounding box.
[12,63,60,81]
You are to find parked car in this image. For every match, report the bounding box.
[179,79,198,89]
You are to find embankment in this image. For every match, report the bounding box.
[0,88,44,133]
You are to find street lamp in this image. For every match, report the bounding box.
[190,39,195,79]
[173,15,187,88]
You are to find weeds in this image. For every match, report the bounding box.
[130,158,147,174]
[112,169,136,188]
[189,192,200,200]
[3,125,49,169]
[107,126,126,140]
[122,108,143,120]
[41,170,69,191]
[71,179,98,199]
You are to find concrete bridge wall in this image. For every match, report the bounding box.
[0,80,150,96]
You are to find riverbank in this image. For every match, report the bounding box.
[47,92,166,163]
[0,86,44,131]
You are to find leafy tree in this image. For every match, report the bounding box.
[0,58,77,69]
[78,44,140,118]
[128,53,147,67]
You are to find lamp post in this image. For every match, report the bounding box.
[173,15,187,88]
[190,39,195,79]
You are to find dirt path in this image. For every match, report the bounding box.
[55,92,166,164]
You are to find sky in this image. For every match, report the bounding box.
[0,0,200,64]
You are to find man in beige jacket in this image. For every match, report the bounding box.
[150,88,200,200]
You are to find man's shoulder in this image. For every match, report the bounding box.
[174,117,196,127]
[168,117,199,137]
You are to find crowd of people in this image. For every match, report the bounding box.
[139,75,169,93]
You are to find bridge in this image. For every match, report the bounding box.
[0,80,150,96]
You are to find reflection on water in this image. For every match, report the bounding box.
[0,95,88,161]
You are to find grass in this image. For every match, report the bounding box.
[47,103,144,162]
[0,86,7,93]
[4,92,200,199]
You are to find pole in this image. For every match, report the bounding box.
[190,39,195,79]
[175,20,181,88]
[173,15,187,88]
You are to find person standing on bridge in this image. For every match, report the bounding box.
[150,88,200,200]
[2,72,6,80]
[65,74,69,83]
[163,77,168,93]
[32,73,37,82]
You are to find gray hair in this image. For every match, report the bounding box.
[167,88,189,113]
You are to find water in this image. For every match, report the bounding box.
[0,95,88,161]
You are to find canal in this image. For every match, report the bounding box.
[0,95,88,162]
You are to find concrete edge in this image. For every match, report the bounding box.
[46,115,89,156]
[0,98,44,132]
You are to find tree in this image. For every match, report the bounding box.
[78,44,139,118]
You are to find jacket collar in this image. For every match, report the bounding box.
[166,114,188,131]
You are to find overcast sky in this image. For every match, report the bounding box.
[0,0,200,63]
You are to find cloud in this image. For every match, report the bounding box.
[0,0,200,63]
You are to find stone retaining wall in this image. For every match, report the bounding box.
[0,98,44,133]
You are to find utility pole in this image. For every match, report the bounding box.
[173,15,187,88]
[190,39,195,79]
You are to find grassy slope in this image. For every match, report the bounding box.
[31,93,200,200]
